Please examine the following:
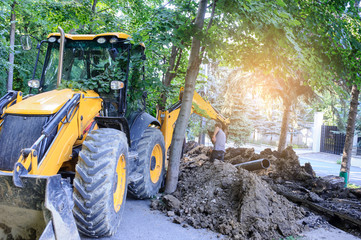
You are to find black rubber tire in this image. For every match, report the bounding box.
[128,127,165,199]
[73,128,128,237]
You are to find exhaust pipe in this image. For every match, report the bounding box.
[234,159,270,171]
[56,26,65,87]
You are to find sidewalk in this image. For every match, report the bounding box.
[296,151,361,169]
[297,152,361,186]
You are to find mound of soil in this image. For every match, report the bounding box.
[167,143,361,237]
[224,147,260,164]
[258,146,315,181]
[183,141,200,154]
[187,144,315,182]
[153,160,306,239]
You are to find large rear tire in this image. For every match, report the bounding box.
[73,128,128,237]
[128,127,165,199]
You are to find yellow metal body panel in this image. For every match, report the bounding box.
[37,93,101,176]
[5,89,99,115]
[181,87,230,125]
[47,32,131,40]
[11,91,102,176]
[16,91,23,104]
[158,108,180,152]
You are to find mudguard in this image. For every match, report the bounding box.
[0,172,80,240]
[129,112,160,151]
[95,116,131,147]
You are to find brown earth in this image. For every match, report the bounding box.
[152,142,361,239]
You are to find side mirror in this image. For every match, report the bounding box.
[20,35,32,50]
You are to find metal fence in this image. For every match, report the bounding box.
[357,137,361,155]
[320,125,345,155]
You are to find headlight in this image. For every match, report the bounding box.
[110,81,124,90]
[57,38,66,44]
[97,37,106,44]
[48,37,57,43]
[28,80,40,88]
[109,37,118,44]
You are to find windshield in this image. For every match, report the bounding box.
[40,40,130,91]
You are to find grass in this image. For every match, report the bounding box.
[278,236,303,240]
[289,144,309,149]
[347,183,361,189]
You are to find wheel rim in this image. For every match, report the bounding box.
[150,144,163,183]
[113,154,126,212]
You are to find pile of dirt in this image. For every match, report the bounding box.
[258,146,315,181]
[186,144,314,182]
[183,142,212,163]
[224,147,260,164]
[264,174,361,236]
[170,143,361,237]
[183,141,200,155]
[152,160,306,239]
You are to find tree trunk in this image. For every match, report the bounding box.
[164,0,208,194]
[87,0,98,33]
[7,1,16,91]
[198,116,206,145]
[159,45,182,110]
[92,0,97,13]
[278,101,291,152]
[340,84,359,183]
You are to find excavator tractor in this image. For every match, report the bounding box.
[0,27,229,240]
[0,28,165,239]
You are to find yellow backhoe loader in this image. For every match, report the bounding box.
[0,27,229,240]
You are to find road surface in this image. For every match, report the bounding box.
[299,153,361,186]
[81,198,223,240]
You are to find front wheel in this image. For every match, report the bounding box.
[128,127,165,199]
[73,128,128,237]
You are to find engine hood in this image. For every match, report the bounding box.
[6,89,99,115]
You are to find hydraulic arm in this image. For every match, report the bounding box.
[158,87,229,151]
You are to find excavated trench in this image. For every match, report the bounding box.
[152,142,361,239]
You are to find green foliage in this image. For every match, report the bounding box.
[60,76,112,94]
[0,0,360,147]
[186,114,205,141]
[228,107,253,146]
[347,183,360,189]
[0,1,12,95]
[278,236,302,240]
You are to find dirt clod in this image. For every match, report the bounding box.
[163,195,181,211]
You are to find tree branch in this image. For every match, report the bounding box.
[200,0,217,57]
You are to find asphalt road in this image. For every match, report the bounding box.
[81,198,223,240]
[299,155,361,186]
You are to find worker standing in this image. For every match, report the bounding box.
[210,122,226,161]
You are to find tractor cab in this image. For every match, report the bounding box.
[26,32,146,117]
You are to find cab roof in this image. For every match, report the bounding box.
[47,32,131,40]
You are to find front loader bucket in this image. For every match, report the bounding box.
[0,172,80,240]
